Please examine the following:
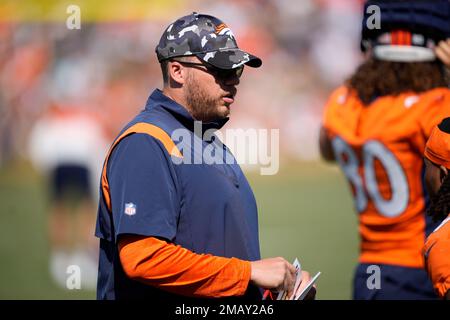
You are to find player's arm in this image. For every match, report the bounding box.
[319,126,335,161]
[119,235,298,298]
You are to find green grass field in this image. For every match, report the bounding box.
[0,160,358,300]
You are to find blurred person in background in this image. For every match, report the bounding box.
[319,0,450,299]
[422,40,450,300]
[28,101,108,290]
[423,117,450,300]
[25,41,111,290]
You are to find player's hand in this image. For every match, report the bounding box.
[250,257,296,296]
[436,39,450,68]
[294,270,317,300]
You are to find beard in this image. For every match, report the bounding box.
[184,72,229,122]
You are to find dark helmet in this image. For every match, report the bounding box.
[360,0,450,61]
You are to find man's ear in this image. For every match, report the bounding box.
[439,165,448,183]
[168,61,186,86]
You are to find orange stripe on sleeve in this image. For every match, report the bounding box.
[101,123,183,212]
[118,235,251,298]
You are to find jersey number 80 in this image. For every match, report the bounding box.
[332,136,409,218]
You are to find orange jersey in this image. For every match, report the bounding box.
[423,215,450,299]
[323,86,450,268]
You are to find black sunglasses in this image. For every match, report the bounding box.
[173,60,244,79]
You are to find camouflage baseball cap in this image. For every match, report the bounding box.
[156,12,262,70]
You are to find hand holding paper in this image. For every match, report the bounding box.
[272,258,320,300]
[294,271,320,300]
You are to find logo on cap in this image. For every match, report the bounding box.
[215,23,227,34]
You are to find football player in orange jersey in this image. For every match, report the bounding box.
[423,119,450,300]
[319,0,450,299]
